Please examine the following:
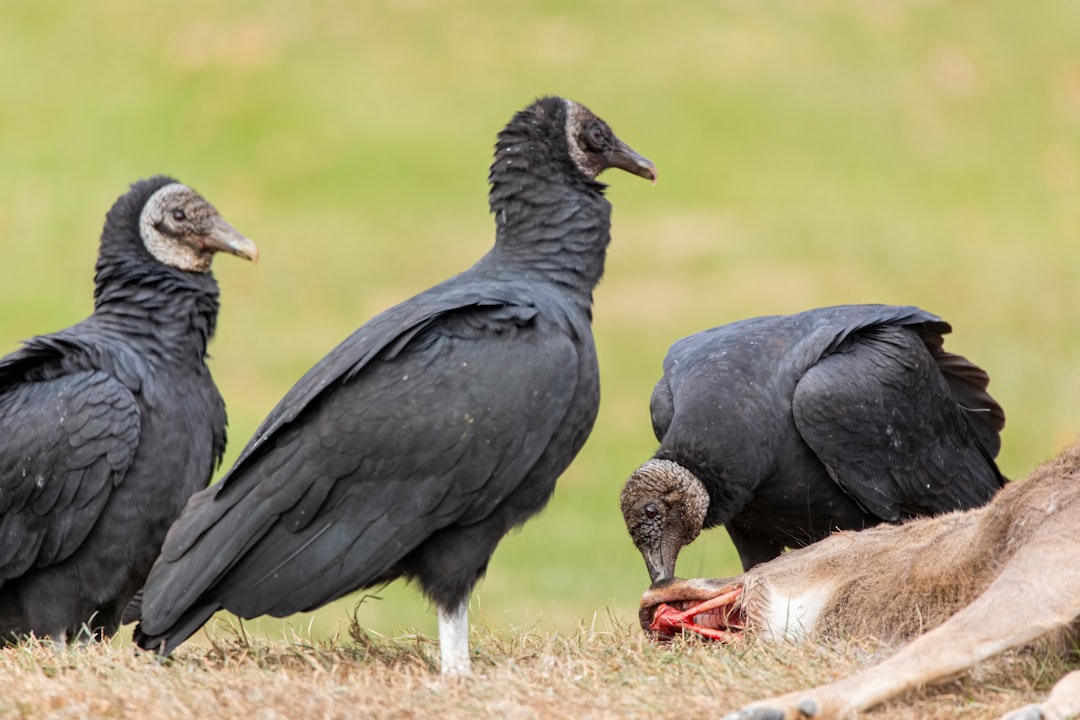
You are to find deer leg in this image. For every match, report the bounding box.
[723,536,1080,720]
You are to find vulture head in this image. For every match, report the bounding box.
[490,96,656,201]
[620,458,709,584]
[559,98,658,183]
[138,182,259,273]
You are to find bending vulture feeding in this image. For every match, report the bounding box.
[0,177,256,642]
[641,442,1080,720]
[620,304,1006,581]
[126,96,656,676]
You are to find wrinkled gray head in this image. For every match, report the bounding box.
[139,183,259,273]
[620,458,709,584]
[561,98,657,183]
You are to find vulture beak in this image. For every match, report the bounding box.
[606,139,658,185]
[204,217,260,263]
[643,545,675,585]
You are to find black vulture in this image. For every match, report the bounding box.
[127,96,656,675]
[620,304,1006,580]
[0,176,257,642]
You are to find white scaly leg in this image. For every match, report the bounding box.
[438,599,471,676]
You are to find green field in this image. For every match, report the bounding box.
[0,0,1077,648]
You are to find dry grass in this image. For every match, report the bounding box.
[3,615,1072,719]
[2,0,1079,642]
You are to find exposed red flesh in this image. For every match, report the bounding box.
[648,586,745,642]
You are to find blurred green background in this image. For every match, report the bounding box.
[1,1,1078,645]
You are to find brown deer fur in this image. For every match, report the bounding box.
[640,442,1080,719]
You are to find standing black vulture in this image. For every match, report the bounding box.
[0,176,257,642]
[620,304,1006,580]
[127,96,656,675]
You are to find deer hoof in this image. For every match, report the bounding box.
[999,705,1045,720]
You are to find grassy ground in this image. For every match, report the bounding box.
[2,624,1073,719]
[0,0,1078,715]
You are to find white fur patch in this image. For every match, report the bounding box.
[760,580,837,641]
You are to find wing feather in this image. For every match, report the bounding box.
[0,370,140,577]
[792,324,1003,520]
[138,297,578,633]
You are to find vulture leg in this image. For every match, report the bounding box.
[438,599,470,677]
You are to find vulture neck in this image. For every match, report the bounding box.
[483,151,612,306]
[92,256,221,363]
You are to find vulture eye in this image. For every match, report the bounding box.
[643,503,659,520]
[171,209,187,221]
[583,122,607,152]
